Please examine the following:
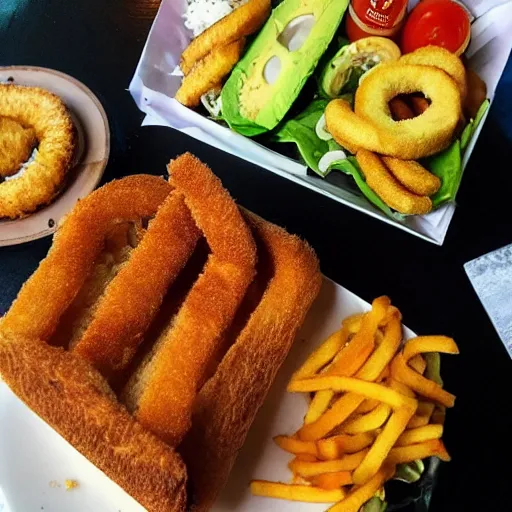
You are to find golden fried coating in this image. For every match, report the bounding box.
[0,85,75,218]
[400,46,467,100]
[355,63,461,159]
[180,0,271,75]
[124,153,257,447]
[182,211,322,511]
[356,150,432,215]
[176,39,246,107]
[0,117,37,177]
[0,333,188,512]
[326,62,460,160]
[72,191,201,376]
[381,157,440,196]
[0,175,171,341]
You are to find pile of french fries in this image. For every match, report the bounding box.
[251,296,459,512]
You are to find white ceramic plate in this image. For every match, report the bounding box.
[0,279,415,511]
[0,66,110,247]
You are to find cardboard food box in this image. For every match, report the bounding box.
[130,0,512,244]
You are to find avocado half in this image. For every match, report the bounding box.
[221,0,350,136]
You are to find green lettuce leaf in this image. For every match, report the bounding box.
[424,99,490,207]
[330,157,406,222]
[273,99,331,174]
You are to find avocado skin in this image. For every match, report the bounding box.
[222,0,350,136]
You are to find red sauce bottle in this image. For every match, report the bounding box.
[346,0,408,42]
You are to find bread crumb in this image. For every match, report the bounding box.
[65,479,79,491]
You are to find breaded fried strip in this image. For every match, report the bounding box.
[356,150,432,215]
[72,192,201,375]
[0,333,187,512]
[176,39,246,108]
[124,153,257,447]
[181,212,322,511]
[180,0,271,75]
[0,175,171,340]
[382,157,440,196]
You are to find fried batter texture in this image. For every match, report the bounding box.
[356,150,433,215]
[176,39,246,107]
[0,117,37,177]
[326,47,463,160]
[0,85,75,218]
[180,0,271,75]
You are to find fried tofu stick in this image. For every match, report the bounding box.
[356,149,432,215]
[72,191,201,376]
[381,156,440,196]
[180,0,271,75]
[124,153,257,447]
[0,175,171,340]
[180,212,321,512]
[176,39,246,108]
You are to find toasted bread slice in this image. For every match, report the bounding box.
[181,211,321,510]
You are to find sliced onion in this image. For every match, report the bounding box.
[315,114,332,141]
[318,150,347,174]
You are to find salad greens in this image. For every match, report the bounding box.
[424,99,490,207]
[274,46,490,220]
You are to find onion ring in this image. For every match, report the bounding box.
[0,85,75,219]
[354,63,461,159]
[355,150,432,215]
[0,117,37,177]
[400,45,467,100]
[326,63,460,160]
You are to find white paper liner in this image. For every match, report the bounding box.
[129,0,512,244]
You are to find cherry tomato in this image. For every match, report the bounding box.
[401,0,471,55]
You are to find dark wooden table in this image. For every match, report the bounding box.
[1,1,511,510]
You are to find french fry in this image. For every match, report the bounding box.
[388,439,451,464]
[356,398,380,414]
[355,311,402,381]
[340,403,391,434]
[294,453,318,462]
[328,464,395,512]
[290,377,415,410]
[251,481,346,503]
[388,379,416,398]
[305,390,334,424]
[408,354,427,374]
[376,365,390,382]
[273,435,318,457]
[403,336,459,361]
[324,297,391,378]
[311,471,353,489]
[407,401,435,428]
[289,450,369,477]
[342,313,364,332]
[298,393,365,441]
[317,432,375,460]
[431,405,446,425]
[353,405,417,485]
[391,353,456,407]
[291,329,349,381]
[395,424,443,446]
